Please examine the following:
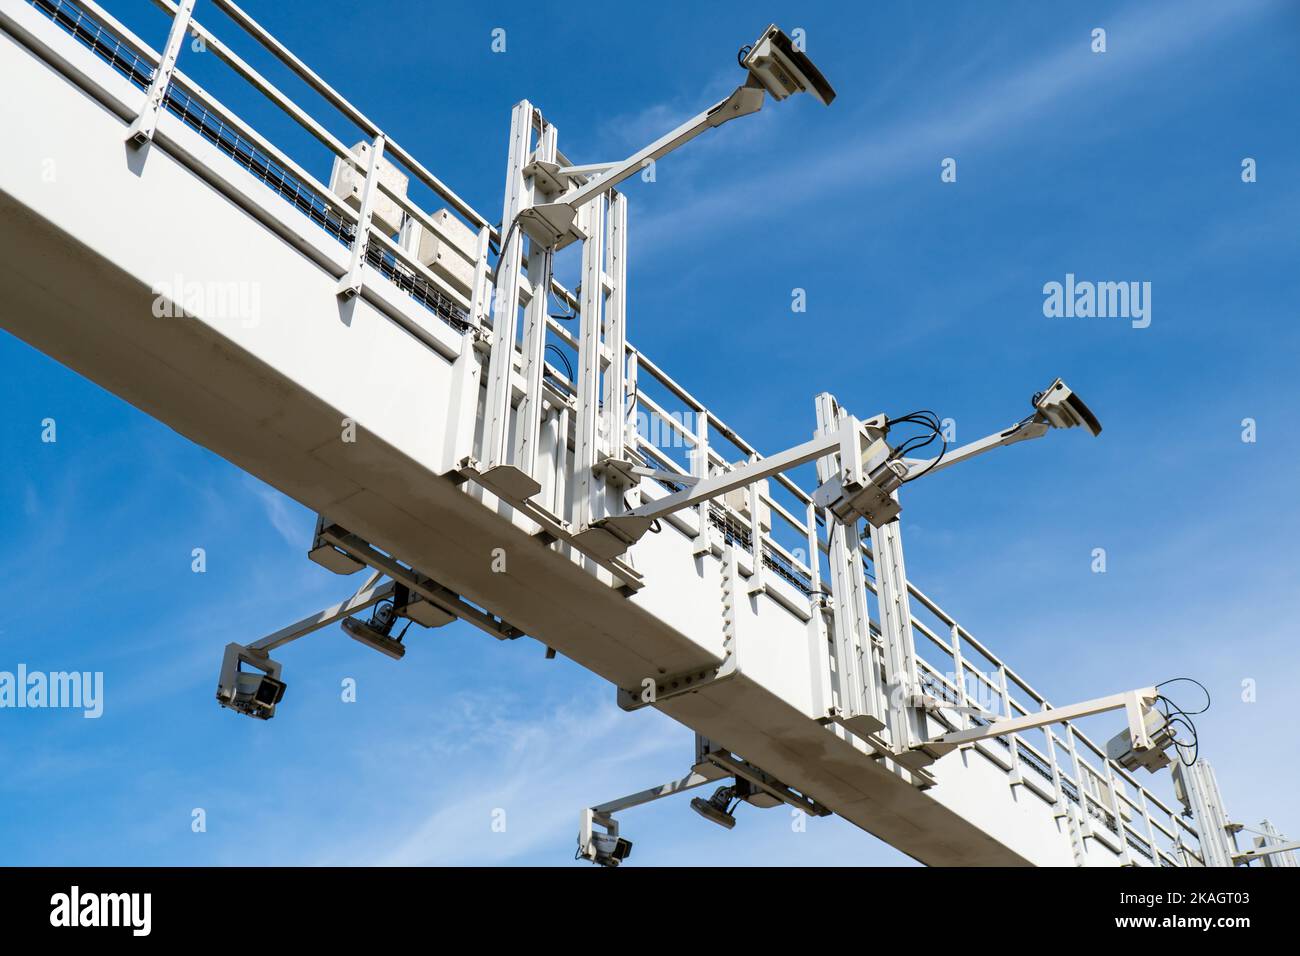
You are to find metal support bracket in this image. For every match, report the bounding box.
[457,457,644,591]
[336,132,387,299]
[126,0,195,146]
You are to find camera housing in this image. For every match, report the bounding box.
[589,833,633,867]
[216,643,287,720]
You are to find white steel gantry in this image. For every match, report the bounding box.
[0,0,1293,867]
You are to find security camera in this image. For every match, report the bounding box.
[741,25,836,106]
[216,643,287,720]
[588,832,633,867]
[1033,379,1102,436]
[1106,707,1176,773]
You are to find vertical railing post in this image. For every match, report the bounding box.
[468,224,492,329]
[1138,788,1161,866]
[996,664,1023,785]
[336,133,386,299]
[949,622,970,739]
[690,410,711,555]
[1043,725,1068,816]
[1101,757,1134,866]
[126,0,197,146]
[746,460,765,594]
[1065,726,1093,840]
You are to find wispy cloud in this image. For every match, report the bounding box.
[242,474,311,550]
[632,0,1282,253]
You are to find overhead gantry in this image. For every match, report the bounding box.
[2,0,1293,868]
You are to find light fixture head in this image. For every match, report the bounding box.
[741,25,836,106]
[1033,378,1102,437]
[690,786,738,829]
[341,610,406,660]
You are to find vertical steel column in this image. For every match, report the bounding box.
[602,192,629,460]
[572,196,607,532]
[482,102,533,477]
[1173,759,1237,867]
[336,133,386,299]
[816,394,885,738]
[515,119,558,480]
[126,0,196,146]
[870,517,926,753]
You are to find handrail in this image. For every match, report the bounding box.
[207,0,489,230]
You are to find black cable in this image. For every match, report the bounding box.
[489,217,520,285]
[545,343,574,382]
[884,408,948,483]
[1154,693,1201,766]
[1156,677,1211,715]
[736,44,752,68]
[548,285,577,321]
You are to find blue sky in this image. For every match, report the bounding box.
[1,0,1298,865]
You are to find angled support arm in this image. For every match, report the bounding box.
[574,419,867,560]
[562,82,765,210]
[1234,840,1300,865]
[517,83,766,249]
[921,687,1159,760]
[900,418,1049,480]
[248,570,393,655]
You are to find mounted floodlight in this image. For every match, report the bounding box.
[515,24,835,251]
[215,643,287,720]
[1106,706,1176,773]
[574,377,1101,560]
[341,598,407,660]
[690,786,739,830]
[741,24,837,105]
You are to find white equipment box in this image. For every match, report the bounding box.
[329,141,409,237]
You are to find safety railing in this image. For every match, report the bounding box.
[16,0,1199,867]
